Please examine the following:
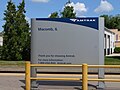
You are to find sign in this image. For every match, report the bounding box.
[31,18,104,65]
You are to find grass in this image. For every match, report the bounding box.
[0,60,25,66]
[105,56,120,65]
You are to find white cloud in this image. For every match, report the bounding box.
[94,0,114,13]
[31,0,49,3]
[66,2,87,17]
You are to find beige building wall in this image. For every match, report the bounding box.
[110,29,120,47]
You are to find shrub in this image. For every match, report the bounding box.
[114,47,120,53]
[0,46,2,59]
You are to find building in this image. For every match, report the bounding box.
[0,32,3,46]
[104,28,115,55]
[110,29,120,47]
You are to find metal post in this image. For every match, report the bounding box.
[98,17,105,89]
[25,61,31,90]
[31,67,37,87]
[82,63,88,90]
[98,68,105,89]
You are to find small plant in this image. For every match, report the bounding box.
[114,47,120,53]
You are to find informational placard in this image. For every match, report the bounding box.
[31,18,104,65]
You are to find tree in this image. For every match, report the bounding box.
[0,46,2,59]
[49,0,76,18]
[61,5,76,18]
[101,15,110,28]
[61,0,76,18]
[16,0,30,60]
[101,14,120,30]
[2,0,17,60]
[114,14,120,30]
[2,0,30,60]
[49,12,59,18]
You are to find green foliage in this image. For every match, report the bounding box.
[2,0,30,61]
[49,0,76,18]
[61,6,76,18]
[2,0,17,60]
[16,0,30,60]
[101,14,120,30]
[0,46,2,59]
[114,47,120,53]
[49,12,59,18]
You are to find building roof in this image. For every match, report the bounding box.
[104,27,115,34]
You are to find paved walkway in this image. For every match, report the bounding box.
[106,53,120,56]
[0,73,120,90]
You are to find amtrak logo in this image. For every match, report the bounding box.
[70,19,77,22]
[70,19,96,22]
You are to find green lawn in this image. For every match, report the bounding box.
[105,56,120,65]
[0,56,120,66]
[0,60,25,66]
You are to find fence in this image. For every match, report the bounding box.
[25,61,120,90]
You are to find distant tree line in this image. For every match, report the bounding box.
[101,14,120,30]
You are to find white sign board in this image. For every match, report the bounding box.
[31,18,104,65]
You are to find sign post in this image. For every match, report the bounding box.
[98,18,105,89]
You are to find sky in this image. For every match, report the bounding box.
[0,0,120,31]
